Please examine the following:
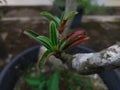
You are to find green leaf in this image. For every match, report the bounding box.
[65,11,78,20]
[50,21,58,50]
[54,17,61,26]
[60,12,66,22]
[25,76,40,86]
[24,30,53,50]
[25,72,46,90]
[41,11,60,27]
[33,73,46,90]
[39,50,53,67]
[24,30,39,40]
[38,73,46,81]
[47,71,60,90]
[38,81,46,90]
[59,38,67,51]
[37,36,53,50]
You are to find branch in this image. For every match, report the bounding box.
[39,42,120,75]
[71,42,120,74]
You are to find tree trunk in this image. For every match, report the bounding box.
[63,0,78,35]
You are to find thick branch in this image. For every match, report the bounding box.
[40,42,120,75]
[71,42,120,74]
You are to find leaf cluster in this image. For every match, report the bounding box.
[24,11,89,68]
[23,11,92,90]
[25,71,60,90]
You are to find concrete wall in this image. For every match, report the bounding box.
[0,0,120,7]
[0,0,54,6]
[97,0,120,7]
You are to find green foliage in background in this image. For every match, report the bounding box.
[25,70,95,90]
[25,71,60,90]
[77,0,106,14]
[53,0,106,15]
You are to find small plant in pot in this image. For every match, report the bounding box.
[14,10,120,90]
[21,11,96,90]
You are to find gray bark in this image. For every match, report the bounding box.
[40,42,120,75]
[72,42,120,74]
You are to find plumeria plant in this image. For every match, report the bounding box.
[24,11,89,68]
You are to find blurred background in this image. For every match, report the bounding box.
[0,0,120,89]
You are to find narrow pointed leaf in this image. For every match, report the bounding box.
[59,20,67,34]
[58,12,67,34]
[47,71,60,90]
[65,30,85,42]
[59,30,85,50]
[41,12,60,27]
[37,36,53,50]
[24,30,52,49]
[65,11,78,20]
[60,12,66,22]
[54,17,61,26]
[59,25,65,34]
[25,76,40,86]
[39,50,53,67]
[24,30,39,40]
[38,73,46,81]
[38,81,46,90]
[50,21,58,49]
[61,20,67,27]
[63,36,90,50]
[59,38,67,51]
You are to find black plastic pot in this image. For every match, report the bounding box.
[0,45,120,90]
[0,46,40,90]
